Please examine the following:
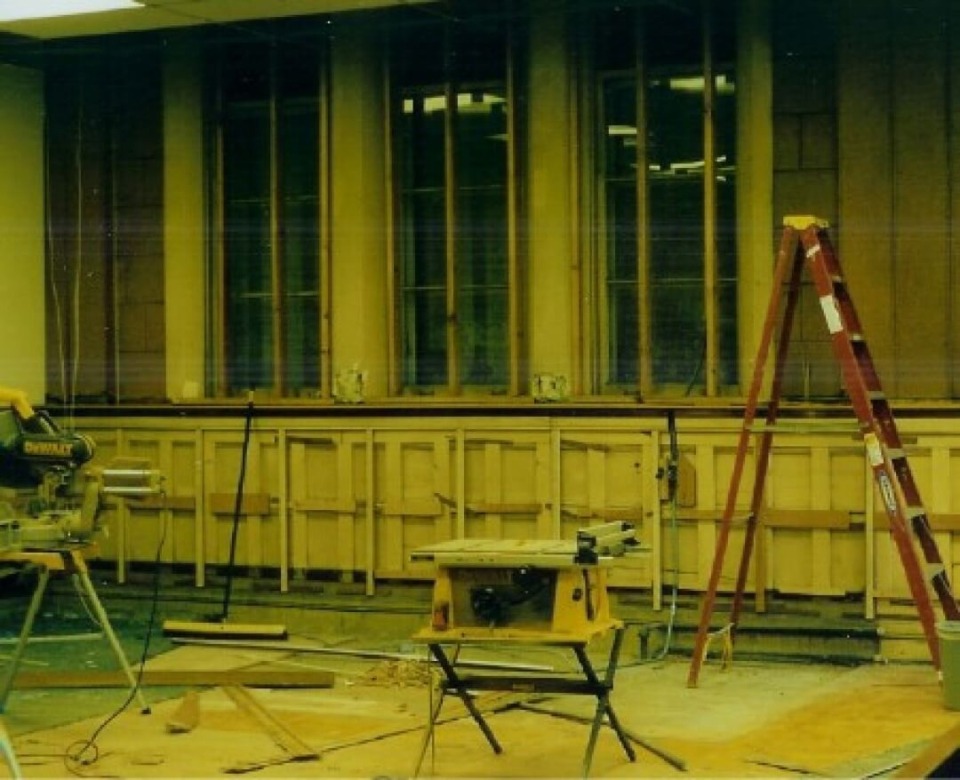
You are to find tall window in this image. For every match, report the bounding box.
[391,6,519,395]
[598,4,737,396]
[209,29,325,397]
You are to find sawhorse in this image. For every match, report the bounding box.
[412,626,635,778]
[0,546,149,714]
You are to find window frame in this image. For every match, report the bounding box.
[206,29,331,399]
[386,11,523,398]
[593,4,737,399]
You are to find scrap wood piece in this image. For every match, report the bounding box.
[746,755,825,775]
[222,685,319,763]
[515,701,687,772]
[12,668,334,689]
[165,690,200,734]
[172,636,555,672]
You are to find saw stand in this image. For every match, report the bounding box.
[0,545,150,714]
[409,533,640,778]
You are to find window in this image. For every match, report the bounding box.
[390,5,520,395]
[597,4,737,397]
[208,28,326,397]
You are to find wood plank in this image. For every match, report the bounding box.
[165,689,200,733]
[223,684,319,761]
[11,669,334,689]
[761,508,850,530]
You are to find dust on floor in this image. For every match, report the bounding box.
[1,639,956,778]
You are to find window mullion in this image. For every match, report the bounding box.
[636,12,652,399]
[506,20,521,397]
[703,0,719,397]
[318,45,332,400]
[213,68,228,396]
[445,74,460,394]
[269,49,284,395]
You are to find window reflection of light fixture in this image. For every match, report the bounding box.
[402,92,504,115]
[667,74,735,95]
[0,0,142,22]
[457,92,505,114]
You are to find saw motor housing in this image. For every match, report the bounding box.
[0,387,161,548]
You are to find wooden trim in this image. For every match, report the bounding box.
[382,498,442,517]
[468,502,542,516]
[208,492,271,516]
[291,498,357,513]
[115,495,195,512]
[761,508,849,530]
[873,512,960,532]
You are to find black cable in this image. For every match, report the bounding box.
[218,394,254,623]
[62,494,167,776]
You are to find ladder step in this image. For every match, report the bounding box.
[747,421,859,435]
[867,390,886,401]
[886,448,906,460]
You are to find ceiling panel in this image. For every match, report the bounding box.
[0,0,426,40]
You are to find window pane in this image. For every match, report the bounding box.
[283,199,320,394]
[223,102,272,393]
[649,177,705,388]
[459,186,508,387]
[602,77,639,386]
[401,186,447,387]
[456,85,509,388]
[404,289,447,386]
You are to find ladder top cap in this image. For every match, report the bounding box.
[783,215,830,230]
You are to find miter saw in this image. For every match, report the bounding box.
[0,386,160,549]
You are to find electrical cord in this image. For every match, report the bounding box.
[61,495,167,777]
[630,409,681,667]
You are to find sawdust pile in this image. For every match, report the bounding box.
[356,659,435,688]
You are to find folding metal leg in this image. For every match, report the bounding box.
[574,627,636,777]
[0,568,50,711]
[73,562,150,713]
[427,643,501,753]
[0,549,149,714]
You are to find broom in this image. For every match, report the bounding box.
[163,393,287,640]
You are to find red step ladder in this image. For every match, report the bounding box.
[686,216,960,687]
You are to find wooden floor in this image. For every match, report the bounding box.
[0,635,955,778]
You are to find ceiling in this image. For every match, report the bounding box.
[0,0,426,40]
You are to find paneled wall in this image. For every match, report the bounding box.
[76,410,960,620]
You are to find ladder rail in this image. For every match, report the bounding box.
[687,217,958,688]
[686,226,804,688]
[800,226,959,632]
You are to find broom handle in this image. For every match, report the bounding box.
[221,393,254,621]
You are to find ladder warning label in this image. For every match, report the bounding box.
[864,433,884,466]
[878,473,898,514]
[819,295,843,334]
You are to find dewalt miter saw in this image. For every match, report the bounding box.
[0,386,160,548]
